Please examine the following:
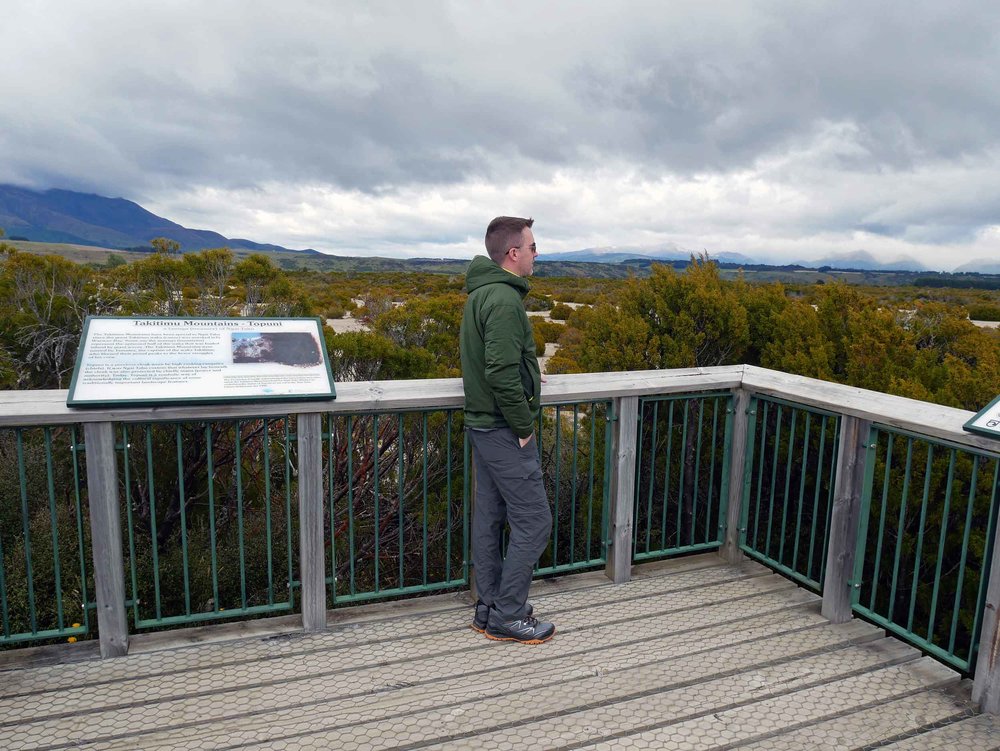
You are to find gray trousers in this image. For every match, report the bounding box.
[468,427,552,621]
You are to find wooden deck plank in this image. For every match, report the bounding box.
[876,713,1000,750]
[229,640,925,751]
[0,572,797,722]
[0,556,767,698]
[80,625,888,751]
[8,604,860,750]
[734,690,975,750]
[576,658,958,750]
[0,559,989,751]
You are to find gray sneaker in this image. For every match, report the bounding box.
[472,600,533,633]
[484,612,555,644]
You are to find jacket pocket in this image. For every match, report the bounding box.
[519,359,537,406]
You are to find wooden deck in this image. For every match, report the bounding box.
[2,554,999,750]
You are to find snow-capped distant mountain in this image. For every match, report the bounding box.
[953,258,1000,274]
[801,250,929,272]
[543,245,758,264]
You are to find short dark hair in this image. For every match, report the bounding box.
[485,216,533,264]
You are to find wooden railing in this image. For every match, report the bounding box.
[2,365,1000,712]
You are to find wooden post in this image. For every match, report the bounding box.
[721,389,751,564]
[973,514,1000,713]
[821,415,872,623]
[297,412,327,632]
[605,396,638,584]
[83,422,129,658]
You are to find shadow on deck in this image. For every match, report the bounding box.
[2,554,1000,750]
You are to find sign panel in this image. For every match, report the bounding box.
[67,317,336,407]
[964,393,1000,440]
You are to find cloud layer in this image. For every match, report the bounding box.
[3,1,999,269]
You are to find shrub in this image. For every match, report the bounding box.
[549,303,574,320]
[967,303,1000,321]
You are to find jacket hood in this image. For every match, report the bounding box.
[464,255,530,298]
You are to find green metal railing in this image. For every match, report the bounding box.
[119,418,297,629]
[738,397,841,591]
[325,400,614,608]
[535,401,613,574]
[633,393,734,561]
[852,426,1000,672]
[0,426,91,645]
[324,409,469,605]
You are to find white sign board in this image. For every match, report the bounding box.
[67,317,335,407]
[964,394,1000,441]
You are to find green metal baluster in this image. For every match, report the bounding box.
[0,437,9,637]
[570,404,579,564]
[645,401,659,553]
[691,399,704,545]
[235,421,247,609]
[926,448,957,643]
[398,413,404,588]
[819,418,841,583]
[70,426,90,631]
[907,444,935,632]
[263,418,274,605]
[327,415,336,602]
[706,398,719,542]
[869,433,894,612]
[553,405,561,566]
[806,415,827,582]
[660,401,674,549]
[373,414,380,593]
[738,399,760,553]
[634,401,645,551]
[752,401,770,552]
[284,419,293,608]
[205,424,220,614]
[678,400,690,546]
[422,413,428,585]
[792,413,812,573]
[887,438,914,622]
[587,402,597,562]
[43,428,64,630]
[602,402,614,556]
[949,455,980,655]
[777,410,796,565]
[175,426,191,615]
[15,430,37,632]
[347,415,356,595]
[122,426,140,626]
[144,425,162,621]
[445,411,452,582]
[765,405,783,558]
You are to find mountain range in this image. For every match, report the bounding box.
[1,184,994,273]
[0,184,319,254]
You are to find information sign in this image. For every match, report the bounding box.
[965,394,1000,440]
[67,316,336,407]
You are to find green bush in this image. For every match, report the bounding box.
[967,303,1000,321]
[549,303,574,320]
[533,320,565,343]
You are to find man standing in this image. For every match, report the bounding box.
[460,216,555,644]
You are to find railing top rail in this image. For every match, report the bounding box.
[743,365,998,454]
[0,367,746,426]
[1,365,997,456]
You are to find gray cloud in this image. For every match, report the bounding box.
[2,1,999,267]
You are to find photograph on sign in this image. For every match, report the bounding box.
[964,393,1000,440]
[67,317,336,407]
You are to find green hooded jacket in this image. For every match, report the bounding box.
[460,255,541,438]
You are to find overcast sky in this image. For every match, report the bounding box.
[3,1,1000,270]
